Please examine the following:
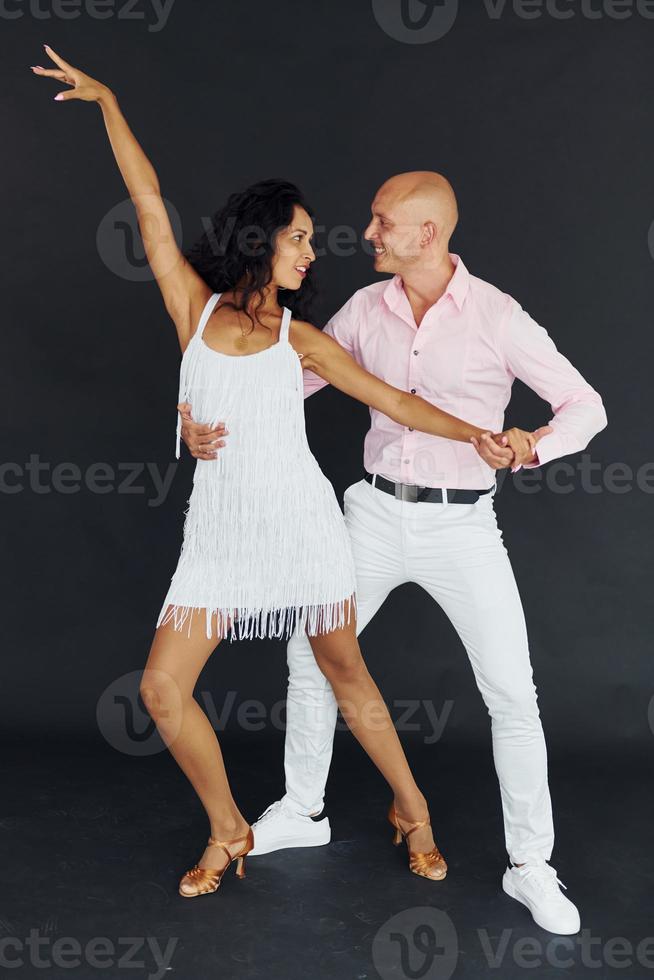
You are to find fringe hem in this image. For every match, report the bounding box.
[155,592,357,643]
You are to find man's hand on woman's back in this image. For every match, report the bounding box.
[177,402,228,460]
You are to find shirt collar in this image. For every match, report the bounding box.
[383,253,470,316]
[445,253,469,310]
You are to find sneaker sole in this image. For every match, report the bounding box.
[502,873,580,935]
[250,821,331,857]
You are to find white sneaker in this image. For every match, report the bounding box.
[502,860,581,935]
[250,799,331,856]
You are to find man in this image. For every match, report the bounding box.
[178,173,607,934]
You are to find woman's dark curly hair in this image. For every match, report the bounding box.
[184,178,317,333]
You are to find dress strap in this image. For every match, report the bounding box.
[194,292,222,341]
[280,306,292,344]
[175,292,221,460]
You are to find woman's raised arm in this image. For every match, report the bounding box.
[33,45,210,352]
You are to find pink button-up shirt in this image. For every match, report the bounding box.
[303,254,607,489]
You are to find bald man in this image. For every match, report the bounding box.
[179,172,606,933]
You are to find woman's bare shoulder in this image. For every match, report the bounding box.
[289,317,333,345]
[289,316,319,333]
[289,317,341,370]
[288,317,328,363]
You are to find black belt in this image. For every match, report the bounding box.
[364,472,493,504]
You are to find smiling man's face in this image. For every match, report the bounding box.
[364,184,425,277]
[364,172,459,277]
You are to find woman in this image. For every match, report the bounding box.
[32,46,536,899]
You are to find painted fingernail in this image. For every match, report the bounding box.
[54,93,63,100]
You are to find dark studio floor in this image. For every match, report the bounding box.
[2,732,651,980]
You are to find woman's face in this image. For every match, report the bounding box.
[271,205,316,291]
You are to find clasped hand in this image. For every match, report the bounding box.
[472,426,553,470]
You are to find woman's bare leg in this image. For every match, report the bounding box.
[308,595,440,858]
[140,607,249,892]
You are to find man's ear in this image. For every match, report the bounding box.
[421,221,438,247]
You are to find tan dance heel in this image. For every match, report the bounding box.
[179,826,254,898]
[388,803,447,881]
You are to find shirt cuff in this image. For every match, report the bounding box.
[521,431,565,468]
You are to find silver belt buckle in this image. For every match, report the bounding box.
[395,482,419,503]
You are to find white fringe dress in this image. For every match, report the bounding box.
[156,292,358,643]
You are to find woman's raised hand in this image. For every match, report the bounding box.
[31,44,110,103]
[30,45,209,348]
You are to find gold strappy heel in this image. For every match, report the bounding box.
[179,827,254,898]
[388,803,447,881]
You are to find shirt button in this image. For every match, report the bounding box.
[404,458,410,464]
[408,428,414,432]
[410,388,416,394]
[413,350,419,356]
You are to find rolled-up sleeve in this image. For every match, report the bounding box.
[303,294,359,399]
[502,302,608,467]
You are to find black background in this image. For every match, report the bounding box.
[3,3,653,976]
[5,0,651,746]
